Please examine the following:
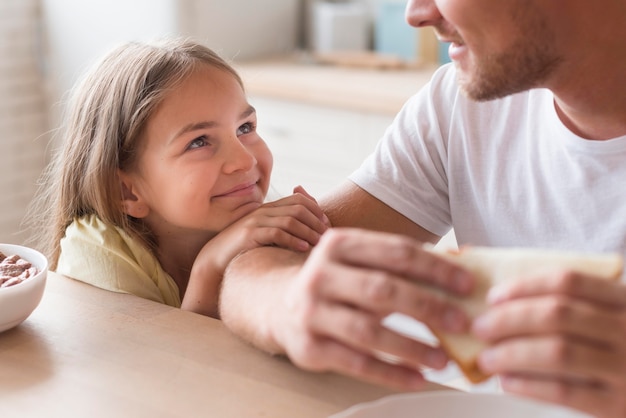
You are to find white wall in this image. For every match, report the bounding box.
[41,0,182,125]
[0,0,47,244]
[40,0,300,126]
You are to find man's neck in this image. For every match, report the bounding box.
[548,9,626,140]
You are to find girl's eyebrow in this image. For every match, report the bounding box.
[173,105,256,140]
[241,105,256,119]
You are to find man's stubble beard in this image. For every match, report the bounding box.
[459,9,563,102]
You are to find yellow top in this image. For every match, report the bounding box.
[56,214,181,307]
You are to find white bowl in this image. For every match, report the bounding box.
[0,243,48,333]
[330,391,592,418]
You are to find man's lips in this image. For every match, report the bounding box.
[436,33,466,61]
[446,42,467,61]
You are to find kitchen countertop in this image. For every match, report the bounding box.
[235,55,439,116]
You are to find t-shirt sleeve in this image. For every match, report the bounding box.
[349,63,459,237]
[55,217,179,306]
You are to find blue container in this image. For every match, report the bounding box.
[439,41,451,63]
[374,0,416,61]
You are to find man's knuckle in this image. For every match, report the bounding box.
[545,298,573,323]
[549,382,572,404]
[279,216,298,230]
[347,316,380,345]
[317,228,343,250]
[345,353,370,376]
[390,239,419,273]
[553,271,579,292]
[301,269,325,294]
[290,338,323,371]
[363,274,396,303]
[420,297,443,318]
[545,337,571,365]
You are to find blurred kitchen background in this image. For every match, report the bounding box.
[1,0,451,245]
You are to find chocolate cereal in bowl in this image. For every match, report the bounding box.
[0,243,48,333]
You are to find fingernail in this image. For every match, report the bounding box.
[322,214,331,226]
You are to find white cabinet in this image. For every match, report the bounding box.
[250,95,394,199]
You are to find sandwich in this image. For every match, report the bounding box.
[423,245,624,384]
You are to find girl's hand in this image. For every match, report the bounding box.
[183,186,330,317]
[207,185,330,271]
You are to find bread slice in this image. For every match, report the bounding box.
[424,246,624,384]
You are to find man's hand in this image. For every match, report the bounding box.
[264,228,475,390]
[473,271,626,418]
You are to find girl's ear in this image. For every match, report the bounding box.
[118,170,149,219]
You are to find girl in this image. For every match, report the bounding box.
[27,38,329,318]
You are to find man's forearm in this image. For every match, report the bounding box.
[219,246,307,354]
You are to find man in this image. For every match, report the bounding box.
[219,0,626,416]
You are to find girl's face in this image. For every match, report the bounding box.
[406,0,562,100]
[121,65,272,241]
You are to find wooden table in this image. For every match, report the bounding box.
[0,273,449,417]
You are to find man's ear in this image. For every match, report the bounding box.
[118,170,149,219]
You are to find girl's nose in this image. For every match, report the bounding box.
[405,0,443,28]
[221,138,256,174]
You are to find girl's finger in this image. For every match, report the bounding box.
[255,203,329,236]
[293,185,317,202]
[252,226,314,252]
[292,185,332,227]
[265,192,327,224]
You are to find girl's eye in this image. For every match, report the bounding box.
[187,136,209,150]
[237,122,255,136]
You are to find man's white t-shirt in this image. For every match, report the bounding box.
[350,63,626,267]
[350,62,626,391]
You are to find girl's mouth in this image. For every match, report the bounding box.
[213,181,258,198]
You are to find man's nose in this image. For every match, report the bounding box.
[405,0,443,28]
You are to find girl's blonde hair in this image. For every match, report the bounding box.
[26,38,243,270]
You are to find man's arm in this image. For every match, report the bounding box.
[321,181,439,241]
[220,246,307,354]
[219,181,473,389]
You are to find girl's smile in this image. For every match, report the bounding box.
[213,180,260,199]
